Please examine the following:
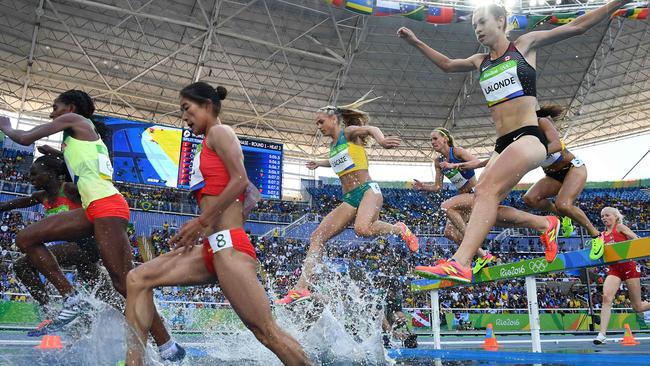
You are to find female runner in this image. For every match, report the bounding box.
[0,90,184,361]
[413,127,494,273]
[399,1,632,282]
[523,105,604,259]
[0,155,109,308]
[276,94,418,304]
[124,82,311,365]
[593,207,649,344]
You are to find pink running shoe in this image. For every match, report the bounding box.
[275,288,312,305]
[415,259,472,283]
[540,216,560,263]
[396,222,419,252]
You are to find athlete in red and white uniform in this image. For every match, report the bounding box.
[593,207,650,345]
[124,82,311,366]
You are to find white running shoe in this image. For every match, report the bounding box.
[593,333,607,345]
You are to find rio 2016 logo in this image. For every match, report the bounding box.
[500,265,526,277]
[496,318,520,326]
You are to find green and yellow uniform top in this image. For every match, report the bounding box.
[62,117,119,208]
[328,129,369,177]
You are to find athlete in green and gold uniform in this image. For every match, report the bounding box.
[276,93,419,305]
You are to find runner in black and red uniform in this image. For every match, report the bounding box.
[398,0,634,283]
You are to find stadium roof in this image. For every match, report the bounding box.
[0,0,648,162]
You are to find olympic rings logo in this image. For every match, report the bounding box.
[528,259,548,273]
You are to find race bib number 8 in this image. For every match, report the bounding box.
[207,230,233,253]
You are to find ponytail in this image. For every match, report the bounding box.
[536,105,566,120]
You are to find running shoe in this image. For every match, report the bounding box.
[593,333,607,345]
[275,288,312,305]
[27,319,52,337]
[396,222,419,252]
[561,216,574,238]
[472,253,495,274]
[589,235,605,261]
[540,216,560,263]
[38,293,93,333]
[160,343,186,362]
[415,259,472,283]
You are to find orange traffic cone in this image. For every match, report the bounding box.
[621,324,640,346]
[482,323,499,350]
[35,335,63,350]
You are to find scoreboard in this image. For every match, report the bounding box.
[178,129,283,199]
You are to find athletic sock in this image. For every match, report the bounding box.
[158,339,178,357]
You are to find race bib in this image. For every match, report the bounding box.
[571,157,584,168]
[189,144,205,191]
[443,168,468,189]
[207,230,233,253]
[368,182,381,194]
[97,146,114,180]
[480,60,524,107]
[329,145,355,174]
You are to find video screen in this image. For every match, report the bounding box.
[99,116,182,188]
[101,116,283,198]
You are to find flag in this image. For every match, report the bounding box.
[508,15,527,30]
[613,7,649,20]
[324,0,345,7]
[375,0,401,16]
[528,15,550,29]
[345,0,374,15]
[426,6,454,24]
[400,3,426,21]
[411,310,431,328]
[548,10,585,25]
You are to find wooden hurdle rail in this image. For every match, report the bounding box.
[410,237,650,352]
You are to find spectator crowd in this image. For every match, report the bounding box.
[0,152,648,312]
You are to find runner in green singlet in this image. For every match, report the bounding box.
[0,90,184,361]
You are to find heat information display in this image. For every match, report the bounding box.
[178,130,282,199]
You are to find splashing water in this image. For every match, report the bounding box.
[20,260,393,365]
[157,261,392,365]
[273,262,391,365]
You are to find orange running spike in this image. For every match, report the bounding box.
[482,323,499,350]
[35,335,63,350]
[621,323,640,346]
